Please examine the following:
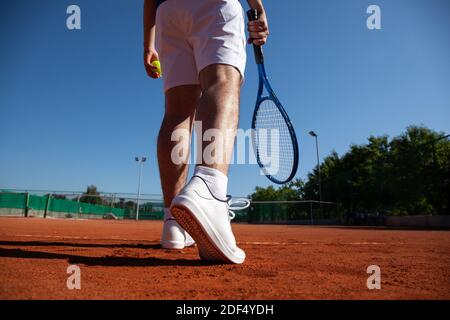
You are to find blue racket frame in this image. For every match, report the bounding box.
[251,63,300,184]
[248,9,299,184]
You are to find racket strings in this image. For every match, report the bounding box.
[253,99,296,182]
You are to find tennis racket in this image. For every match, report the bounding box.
[247,9,299,184]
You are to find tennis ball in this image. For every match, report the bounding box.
[150,60,162,77]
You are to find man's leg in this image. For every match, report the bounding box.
[158,84,200,249]
[158,85,200,207]
[170,64,246,264]
[187,64,242,201]
[196,64,242,175]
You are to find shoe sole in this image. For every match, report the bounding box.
[171,205,241,264]
[160,240,190,250]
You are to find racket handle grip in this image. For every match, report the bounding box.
[246,9,264,65]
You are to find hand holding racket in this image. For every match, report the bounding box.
[247,9,299,184]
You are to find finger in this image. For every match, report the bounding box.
[247,37,267,46]
[248,20,265,27]
[249,22,268,32]
[253,38,267,46]
[149,67,160,77]
[145,66,160,78]
[250,30,269,37]
[250,31,269,39]
[248,25,267,32]
[144,55,153,66]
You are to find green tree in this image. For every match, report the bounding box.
[250,186,279,201]
[250,125,449,217]
[79,185,103,205]
[387,126,449,215]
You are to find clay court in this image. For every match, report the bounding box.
[0,217,449,300]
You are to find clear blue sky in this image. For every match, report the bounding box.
[1,0,449,198]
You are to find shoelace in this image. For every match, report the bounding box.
[192,175,251,221]
[227,198,251,221]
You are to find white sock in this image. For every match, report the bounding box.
[163,207,173,221]
[193,166,228,199]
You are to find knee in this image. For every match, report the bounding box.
[204,78,238,95]
[200,65,242,93]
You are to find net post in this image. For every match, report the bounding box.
[24,192,29,217]
[44,194,51,218]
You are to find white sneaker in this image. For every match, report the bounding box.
[170,175,250,264]
[161,218,195,249]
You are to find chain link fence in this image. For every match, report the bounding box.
[1,190,339,225]
[0,190,164,220]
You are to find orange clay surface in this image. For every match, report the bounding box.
[0,217,449,300]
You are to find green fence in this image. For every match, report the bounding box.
[123,202,164,220]
[0,191,169,220]
[0,192,126,218]
[0,191,339,224]
[248,201,338,224]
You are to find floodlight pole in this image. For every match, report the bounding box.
[135,156,146,221]
[309,131,323,216]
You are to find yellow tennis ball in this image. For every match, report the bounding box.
[150,60,162,77]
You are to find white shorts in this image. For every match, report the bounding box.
[155,0,246,92]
